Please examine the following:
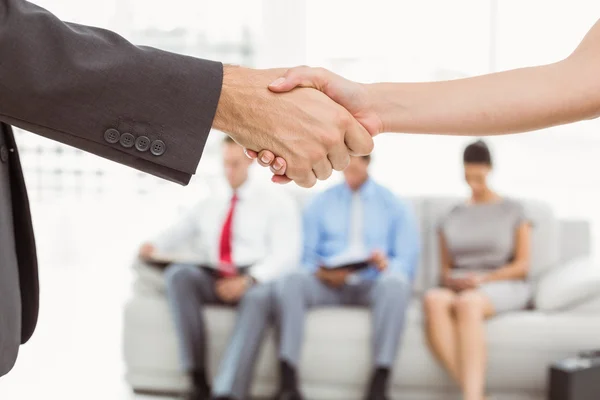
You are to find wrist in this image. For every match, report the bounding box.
[359,83,385,136]
[441,272,451,283]
[213,65,255,139]
[366,83,394,134]
[213,65,236,133]
[367,82,414,134]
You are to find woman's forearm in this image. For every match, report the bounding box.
[368,58,600,136]
[483,263,528,283]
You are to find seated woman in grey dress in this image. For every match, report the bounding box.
[424,140,532,400]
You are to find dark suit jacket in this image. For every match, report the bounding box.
[0,0,223,376]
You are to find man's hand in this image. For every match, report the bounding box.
[369,250,389,272]
[215,276,250,304]
[316,267,351,288]
[244,66,381,184]
[212,66,374,188]
[269,67,383,137]
[138,243,156,261]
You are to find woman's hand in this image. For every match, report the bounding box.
[269,67,384,137]
[245,149,291,184]
[443,275,462,291]
[459,273,484,290]
[443,273,484,292]
[245,66,383,183]
[216,66,374,188]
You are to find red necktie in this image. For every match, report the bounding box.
[218,193,238,277]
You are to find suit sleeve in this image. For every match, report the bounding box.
[0,0,223,185]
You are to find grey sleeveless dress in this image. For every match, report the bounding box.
[439,199,532,313]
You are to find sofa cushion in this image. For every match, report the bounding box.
[420,197,458,290]
[535,257,600,311]
[568,294,600,313]
[404,197,428,294]
[559,220,591,264]
[523,200,560,279]
[482,311,600,390]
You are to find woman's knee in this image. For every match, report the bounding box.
[424,288,455,314]
[455,290,486,317]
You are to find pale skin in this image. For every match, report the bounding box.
[212,66,373,188]
[249,19,600,182]
[138,141,258,304]
[424,163,531,400]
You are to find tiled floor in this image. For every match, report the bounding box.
[0,263,173,400]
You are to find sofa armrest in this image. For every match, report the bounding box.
[535,256,600,312]
[132,259,167,295]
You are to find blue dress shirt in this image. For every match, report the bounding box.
[302,179,421,281]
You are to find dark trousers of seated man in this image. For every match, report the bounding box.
[275,270,411,398]
[164,263,272,400]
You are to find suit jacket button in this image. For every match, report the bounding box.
[150,140,166,156]
[104,128,121,144]
[135,136,151,152]
[0,146,8,163]
[120,132,135,148]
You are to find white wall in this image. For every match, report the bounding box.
[16,0,600,267]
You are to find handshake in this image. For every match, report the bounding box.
[213,66,383,188]
[214,43,598,188]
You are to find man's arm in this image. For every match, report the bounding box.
[387,199,420,281]
[0,0,222,185]
[248,192,302,282]
[0,1,373,188]
[150,206,201,254]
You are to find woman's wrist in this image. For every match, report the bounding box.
[367,82,419,135]
[478,273,491,284]
[440,273,452,286]
[366,83,395,134]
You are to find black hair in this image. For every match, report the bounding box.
[463,140,492,166]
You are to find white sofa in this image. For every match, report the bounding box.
[123,197,600,400]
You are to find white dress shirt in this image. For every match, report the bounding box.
[152,177,301,282]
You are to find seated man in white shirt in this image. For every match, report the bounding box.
[138,136,301,400]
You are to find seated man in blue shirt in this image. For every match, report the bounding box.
[274,155,420,400]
